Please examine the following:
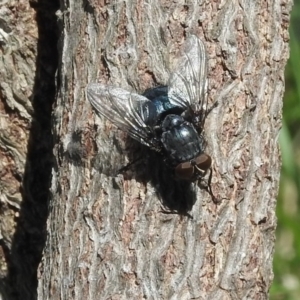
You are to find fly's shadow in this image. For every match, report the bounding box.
[91,126,197,214]
[91,129,128,176]
[117,137,197,215]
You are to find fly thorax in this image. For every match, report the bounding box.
[141,101,159,127]
[161,114,185,131]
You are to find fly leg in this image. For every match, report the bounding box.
[204,101,218,119]
[199,167,220,204]
[116,156,144,174]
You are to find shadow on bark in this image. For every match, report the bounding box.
[1,1,59,299]
[117,140,197,216]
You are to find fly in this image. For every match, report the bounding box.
[87,35,217,202]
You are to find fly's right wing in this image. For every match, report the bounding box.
[87,83,157,148]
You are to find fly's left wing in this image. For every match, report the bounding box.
[168,35,208,125]
[87,83,157,148]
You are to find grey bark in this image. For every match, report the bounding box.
[0,0,292,299]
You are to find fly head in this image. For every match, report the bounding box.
[174,153,211,181]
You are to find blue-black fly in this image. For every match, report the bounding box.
[87,35,217,202]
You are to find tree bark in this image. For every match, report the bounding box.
[0,0,59,299]
[0,0,292,299]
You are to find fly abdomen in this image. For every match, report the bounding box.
[161,115,204,165]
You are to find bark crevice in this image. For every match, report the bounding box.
[2,1,59,299]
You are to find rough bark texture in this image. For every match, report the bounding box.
[0,0,292,299]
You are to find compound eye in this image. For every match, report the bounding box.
[175,162,194,180]
[194,154,212,172]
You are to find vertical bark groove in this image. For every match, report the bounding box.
[0,0,59,299]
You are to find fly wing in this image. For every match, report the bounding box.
[168,35,208,124]
[87,83,156,148]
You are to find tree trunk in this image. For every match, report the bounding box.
[0,0,292,299]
